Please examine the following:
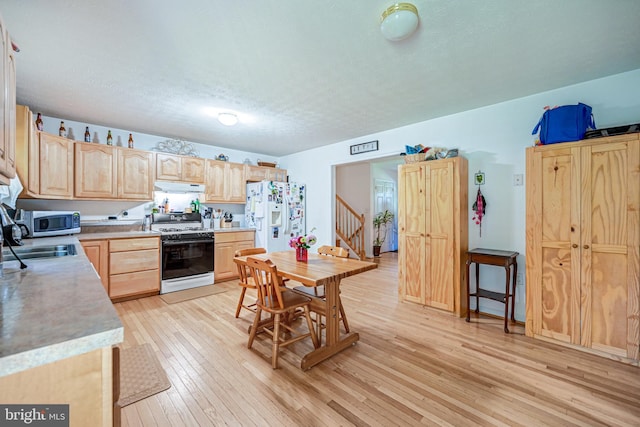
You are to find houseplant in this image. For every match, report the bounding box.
[373,210,394,257]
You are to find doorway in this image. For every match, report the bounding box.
[335,156,403,257]
[374,178,397,253]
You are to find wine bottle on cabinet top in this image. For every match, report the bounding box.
[35,113,44,131]
[84,126,91,142]
[128,133,134,148]
[59,121,66,137]
[106,130,113,145]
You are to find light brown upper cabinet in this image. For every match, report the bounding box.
[204,159,246,203]
[75,142,154,200]
[34,132,73,199]
[156,152,205,183]
[525,135,640,363]
[398,157,468,317]
[75,142,118,198]
[16,107,74,199]
[0,18,16,185]
[4,49,16,181]
[245,165,287,182]
[118,148,154,199]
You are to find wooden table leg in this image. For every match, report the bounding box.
[300,276,359,370]
[503,263,510,333]
[465,258,472,322]
[511,261,517,322]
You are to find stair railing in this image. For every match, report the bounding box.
[335,195,366,260]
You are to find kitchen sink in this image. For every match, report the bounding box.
[2,244,78,261]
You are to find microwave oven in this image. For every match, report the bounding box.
[15,210,81,238]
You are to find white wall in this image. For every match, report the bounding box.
[336,162,371,256]
[281,69,640,321]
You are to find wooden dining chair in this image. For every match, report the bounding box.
[234,247,267,318]
[291,245,350,341]
[245,256,319,369]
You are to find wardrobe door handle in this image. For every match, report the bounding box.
[572,244,578,248]
[583,245,590,249]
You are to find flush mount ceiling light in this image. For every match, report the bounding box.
[380,3,419,41]
[218,112,238,126]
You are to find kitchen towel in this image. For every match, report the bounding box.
[0,175,23,208]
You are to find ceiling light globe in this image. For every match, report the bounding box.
[218,113,239,126]
[380,3,419,41]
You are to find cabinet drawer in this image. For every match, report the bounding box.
[109,249,159,274]
[110,237,159,252]
[215,231,255,244]
[109,269,160,298]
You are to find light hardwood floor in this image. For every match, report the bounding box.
[116,253,640,426]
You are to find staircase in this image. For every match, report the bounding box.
[335,195,366,260]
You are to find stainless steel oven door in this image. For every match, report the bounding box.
[161,238,214,280]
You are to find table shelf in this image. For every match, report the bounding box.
[470,288,507,303]
[465,248,519,333]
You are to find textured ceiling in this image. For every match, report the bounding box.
[1,0,640,157]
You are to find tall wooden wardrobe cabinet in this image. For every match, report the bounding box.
[525,134,640,364]
[398,156,468,317]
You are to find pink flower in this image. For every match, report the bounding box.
[289,228,317,249]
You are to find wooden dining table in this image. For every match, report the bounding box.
[233,250,378,370]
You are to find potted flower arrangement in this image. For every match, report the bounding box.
[373,210,394,257]
[289,228,317,262]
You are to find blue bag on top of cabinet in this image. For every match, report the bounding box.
[532,103,596,144]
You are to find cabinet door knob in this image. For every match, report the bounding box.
[583,245,590,249]
[572,244,578,248]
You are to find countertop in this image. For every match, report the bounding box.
[0,236,124,377]
[77,227,255,240]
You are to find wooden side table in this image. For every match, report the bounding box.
[465,248,519,333]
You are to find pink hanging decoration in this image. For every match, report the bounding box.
[472,187,486,237]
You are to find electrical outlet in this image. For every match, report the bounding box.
[513,174,523,186]
[517,273,524,286]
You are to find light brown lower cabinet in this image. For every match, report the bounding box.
[81,236,160,301]
[214,230,256,282]
[0,347,114,426]
[81,239,109,292]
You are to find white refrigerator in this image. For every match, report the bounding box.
[245,181,306,252]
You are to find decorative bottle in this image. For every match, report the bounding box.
[106,130,113,146]
[195,198,200,213]
[35,113,44,131]
[84,126,91,142]
[128,133,134,148]
[59,121,66,138]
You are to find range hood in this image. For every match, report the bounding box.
[154,181,206,193]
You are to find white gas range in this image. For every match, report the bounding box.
[151,213,215,294]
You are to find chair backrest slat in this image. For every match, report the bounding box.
[246,257,286,310]
[235,247,267,284]
[317,245,349,258]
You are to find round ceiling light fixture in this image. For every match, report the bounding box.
[380,3,419,41]
[218,112,239,126]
